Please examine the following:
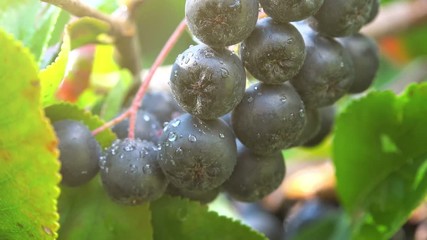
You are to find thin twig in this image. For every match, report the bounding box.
[92,111,130,136]
[92,19,187,137]
[41,0,141,76]
[128,19,187,139]
[41,0,122,34]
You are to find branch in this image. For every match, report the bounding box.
[362,0,427,39]
[41,0,141,76]
[41,0,122,33]
[92,19,187,137]
[128,19,187,139]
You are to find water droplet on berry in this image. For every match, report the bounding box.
[219,133,225,139]
[188,134,197,142]
[280,96,287,103]
[171,120,181,127]
[143,114,150,122]
[168,132,177,142]
[175,147,183,156]
[124,144,135,152]
[220,68,229,78]
[143,164,152,174]
[130,164,137,173]
[299,109,305,118]
[184,57,190,64]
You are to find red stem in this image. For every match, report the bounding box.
[92,111,130,136]
[92,19,187,137]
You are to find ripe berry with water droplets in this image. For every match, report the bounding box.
[141,91,184,124]
[232,82,306,155]
[112,110,162,143]
[185,0,259,47]
[240,17,306,84]
[259,0,324,23]
[224,141,286,202]
[171,44,246,119]
[53,120,101,187]
[100,138,168,205]
[159,114,236,191]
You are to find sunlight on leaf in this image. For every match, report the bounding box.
[0,29,60,240]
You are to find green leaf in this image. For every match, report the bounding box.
[68,17,111,50]
[44,102,116,148]
[39,26,71,106]
[151,196,267,240]
[58,178,152,240]
[47,10,71,47]
[135,0,194,67]
[0,29,60,239]
[40,17,111,106]
[100,70,133,120]
[292,212,351,240]
[401,25,427,58]
[0,0,61,62]
[333,83,427,240]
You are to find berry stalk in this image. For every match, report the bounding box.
[92,19,187,137]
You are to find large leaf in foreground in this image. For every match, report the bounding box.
[151,196,267,240]
[0,29,60,239]
[333,83,427,240]
[58,178,152,240]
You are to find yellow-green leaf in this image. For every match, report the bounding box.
[40,17,112,106]
[58,178,152,240]
[151,196,267,240]
[0,29,60,240]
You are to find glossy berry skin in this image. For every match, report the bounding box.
[53,120,101,187]
[240,18,306,84]
[291,25,354,108]
[224,141,286,202]
[141,91,184,124]
[170,44,246,119]
[100,139,168,205]
[259,0,324,23]
[366,0,380,24]
[337,33,379,94]
[232,82,306,155]
[159,114,237,192]
[112,110,162,143]
[185,0,259,47]
[237,203,284,240]
[310,0,374,37]
[166,184,220,204]
[304,106,335,147]
[295,108,321,146]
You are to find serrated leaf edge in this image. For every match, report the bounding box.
[0,28,61,239]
